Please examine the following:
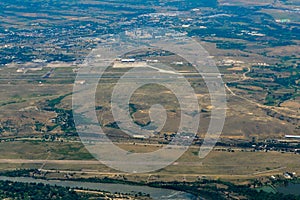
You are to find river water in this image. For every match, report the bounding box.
[0,176,198,200]
[277,183,300,196]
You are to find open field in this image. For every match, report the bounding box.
[0,141,299,183]
[0,60,298,140]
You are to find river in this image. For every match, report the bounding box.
[0,176,198,200]
[276,183,300,196]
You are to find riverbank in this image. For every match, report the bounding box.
[1,169,300,199]
[256,178,300,196]
[0,176,197,200]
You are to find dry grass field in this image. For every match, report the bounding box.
[0,141,299,183]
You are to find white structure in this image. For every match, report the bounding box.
[132,135,147,139]
[285,135,300,139]
[121,58,135,62]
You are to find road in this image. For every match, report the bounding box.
[225,67,300,120]
[0,159,203,166]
